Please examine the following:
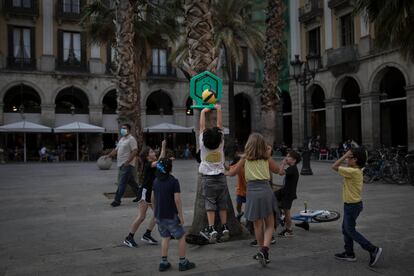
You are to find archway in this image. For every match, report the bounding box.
[55,86,89,114]
[341,77,361,144]
[281,91,292,147]
[102,89,117,114]
[146,90,173,115]
[3,84,41,113]
[235,93,251,146]
[310,85,326,146]
[379,67,407,146]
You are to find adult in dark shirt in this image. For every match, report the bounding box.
[151,158,195,272]
[275,150,301,237]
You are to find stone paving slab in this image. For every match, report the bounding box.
[0,160,413,275]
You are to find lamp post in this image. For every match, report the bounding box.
[290,54,320,175]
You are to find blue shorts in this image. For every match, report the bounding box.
[236,195,246,205]
[157,215,185,239]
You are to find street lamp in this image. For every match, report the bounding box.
[290,54,320,175]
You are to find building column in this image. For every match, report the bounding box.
[406,85,414,150]
[290,82,301,149]
[89,104,103,126]
[39,0,55,71]
[41,104,55,127]
[0,104,4,125]
[289,0,301,60]
[274,103,284,146]
[360,92,380,149]
[323,0,333,66]
[325,98,342,148]
[173,107,186,126]
[89,44,106,74]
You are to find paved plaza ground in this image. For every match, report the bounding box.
[1,159,414,276]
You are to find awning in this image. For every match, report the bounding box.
[0,120,52,133]
[54,121,105,133]
[144,123,194,133]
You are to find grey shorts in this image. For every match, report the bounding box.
[201,174,228,211]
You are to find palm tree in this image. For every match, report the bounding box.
[260,0,285,146]
[355,0,414,59]
[212,0,264,142]
[184,0,242,237]
[81,0,182,154]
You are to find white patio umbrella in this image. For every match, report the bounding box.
[0,120,52,162]
[54,121,105,161]
[144,123,194,133]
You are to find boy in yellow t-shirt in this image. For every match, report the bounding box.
[332,149,382,267]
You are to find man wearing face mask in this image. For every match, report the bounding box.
[106,124,139,207]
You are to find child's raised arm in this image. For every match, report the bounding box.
[269,158,280,174]
[200,108,210,133]
[332,150,351,171]
[225,158,245,176]
[158,139,167,160]
[215,104,222,129]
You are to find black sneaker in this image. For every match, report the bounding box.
[179,259,196,271]
[369,247,382,267]
[271,235,276,244]
[295,221,310,231]
[132,197,140,202]
[250,239,258,247]
[278,229,294,237]
[254,251,270,267]
[221,225,230,241]
[159,262,171,272]
[200,227,218,243]
[111,201,120,207]
[141,233,158,245]
[123,236,138,248]
[334,252,357,262]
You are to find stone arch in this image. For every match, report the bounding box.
[55,86,90,114]
[99,85,117,104]
[102,89,117,114]
[146,90,174,115]
[333,74,364,99]
[1,80,46,105]
[369,63,410,93]
[234,92,252,145]
[52,84,91,105]
[309,84,326,109]
[143,88,177,109]
[3,83,42,113]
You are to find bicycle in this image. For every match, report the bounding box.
[280,202,341,231]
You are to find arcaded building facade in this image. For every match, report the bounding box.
[284,0,414,150]
[0,0,261,160]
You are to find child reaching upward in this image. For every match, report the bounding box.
[123,139,166,248]
[198,104,230,243]
[226,133,279,266]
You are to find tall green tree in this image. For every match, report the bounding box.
[212,0,264,142]
[355,0,414,59]
[260,0,285,146]
[81,0,182,157]
[184,0,242,237]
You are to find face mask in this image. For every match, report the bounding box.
[120,128,128,136]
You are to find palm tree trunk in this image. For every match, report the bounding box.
[261,0,285,147]
[114,0,144,178]
[185,0,242,237]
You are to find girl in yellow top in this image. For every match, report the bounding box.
[226,133,279,266]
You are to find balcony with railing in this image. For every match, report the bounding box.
[299,0,324,24]
[57,0,83,22]
[4,0,39,18]
[328,0,354,10]
[147,65,177,78]
[7,57,36,70]
[326,45,358,76]
[235,72,256,83]
[56,58,87,73]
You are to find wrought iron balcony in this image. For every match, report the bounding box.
[299,0,323,24]
[56,59,87,72]
[328,0,354,10]
[147,65,177,78]
[57,0,83,22]
[7,57,36,70]
[4,0,39,18]
[326,45,358,76]
[236,72,256,82]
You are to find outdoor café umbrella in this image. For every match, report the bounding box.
[54,121,105,161]
[0,120,52,162]
[144,122,194,133]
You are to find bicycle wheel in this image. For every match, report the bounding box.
[313,210,340,222]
